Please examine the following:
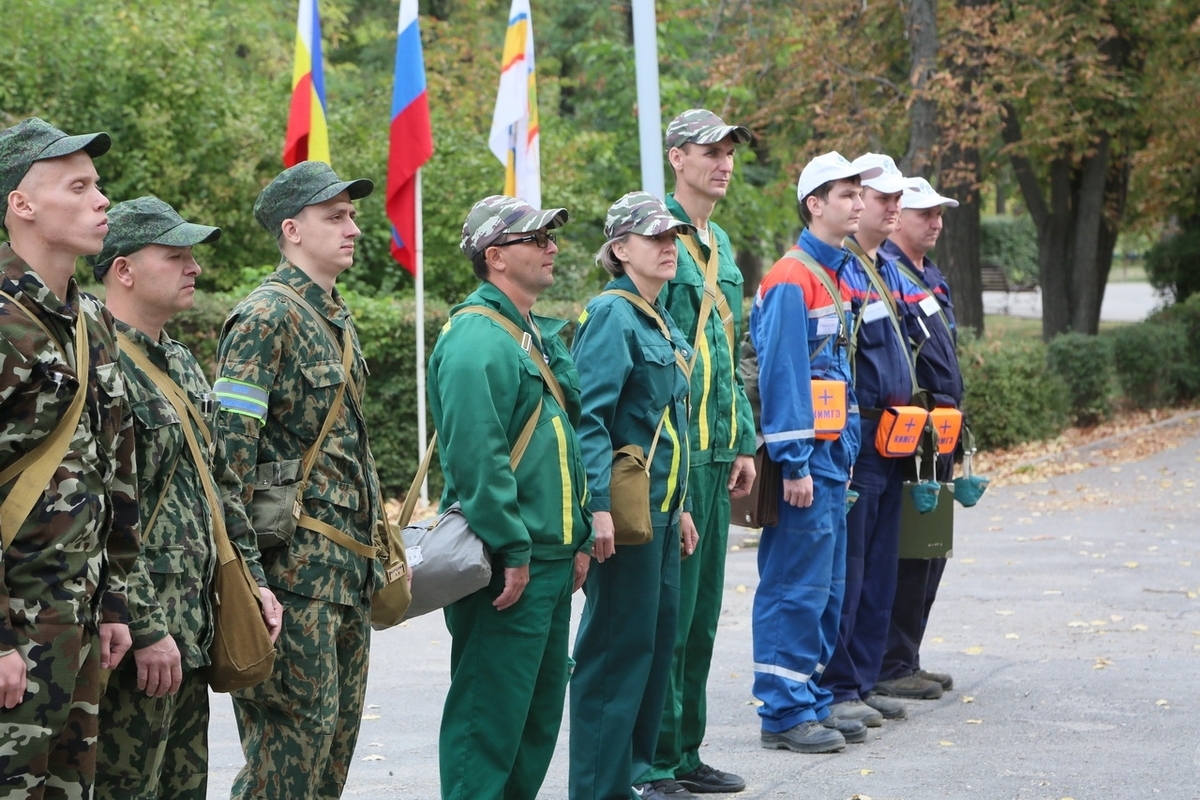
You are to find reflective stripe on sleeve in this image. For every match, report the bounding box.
[213,378,269,423]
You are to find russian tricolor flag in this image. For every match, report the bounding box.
[387,0,434,274]
[284,0,330,167]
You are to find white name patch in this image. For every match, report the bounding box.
[862,301,890,324]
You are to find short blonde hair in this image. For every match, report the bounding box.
[595,234,630,277]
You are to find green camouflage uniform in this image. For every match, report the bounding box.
[0,242,140,798]
[431,196,592,800]
[96,319,267,800]
[215,261,383,800]
[650,108,757,788]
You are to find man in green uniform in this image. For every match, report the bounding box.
[0,117,138,797]
[91,197,283,799]
[428,195,591,800]
[213,161,385,799]
[650,108,758,795]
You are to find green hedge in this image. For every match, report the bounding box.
[1046,332,1113,425]
[1106,296,1200,408]
[958,334,1069,449]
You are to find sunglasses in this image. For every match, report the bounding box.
[493,230,557,249]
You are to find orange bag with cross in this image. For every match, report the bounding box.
[929,407,963,456]
[811,379,848,441]
[874,406,929,457]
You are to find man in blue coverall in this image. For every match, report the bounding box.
[750,152,880,754]
[876,178,964,699]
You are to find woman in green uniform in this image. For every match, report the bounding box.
[568,192,697,800]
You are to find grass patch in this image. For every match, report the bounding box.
[982,315,1132,340]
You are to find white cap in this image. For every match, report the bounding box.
[901,177,959,209]
[855,153,923,195]
[796,151,884,203]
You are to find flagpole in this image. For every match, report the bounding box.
[415,168,429,504]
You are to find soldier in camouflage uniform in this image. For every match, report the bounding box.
[0,117,138,798]
[650,109,757,795]
[430,196,592,800]
[213,162,385,799]
[90,197,284,800]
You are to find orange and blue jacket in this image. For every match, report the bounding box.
[750,231,860,483]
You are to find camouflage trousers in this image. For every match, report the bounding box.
[95,660,208,800]
[0,622,100,800]
[231,589,370,800]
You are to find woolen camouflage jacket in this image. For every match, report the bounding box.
[0,243,138,653]
[214,263,383,606]
[115,321,266,666]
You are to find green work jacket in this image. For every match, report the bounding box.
[573,274,692,528]
[427,282,592,568]
[660,195,756,466]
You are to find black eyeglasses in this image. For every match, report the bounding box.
[493,230,557,249]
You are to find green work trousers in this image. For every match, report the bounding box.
[439,556,575,800]
[230,591,370,800]
[569,522,681,800]
[648,461,731,781]
[96,662,208,799]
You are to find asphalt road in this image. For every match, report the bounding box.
[205,419,1200,799]
[982,282,1169,322]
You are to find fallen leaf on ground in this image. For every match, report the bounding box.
[1005,633,1019,639]
[1131,623,1148,631]
[1156,699,1169,707]
[361,754,385,761]
[996,610,1015,616]
[361,714,381,721]
[736,585,746,594]
[1093,657,1114,669]
[1124,562,1139,568]
[963,646,983,655]
[859,769,874,776]
[1068,621,1090,628]
[962,696,975,703]
[939,740,955,746]
[966,719,983,724]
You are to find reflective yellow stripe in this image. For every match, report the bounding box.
[697,331,712,450]
[660,412,681,513]
[551,417,572,545]
[727,328,739,449]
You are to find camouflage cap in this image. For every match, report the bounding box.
[88,196,221,280]
[665,108,751,149]
[461,195,569,258]
[253,161,374,234]
[604,191,697,240]
[0,117,111,200]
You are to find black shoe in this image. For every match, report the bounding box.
[863,692,908,719]
[634,781,694,799]
[821,714,868,743]
[829,699,884,728]
[761,720,846,753]
[675,763,746,794]
[917,668,954,690]
[874,674,944,699]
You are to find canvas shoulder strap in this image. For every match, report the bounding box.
[115,331,241,565]
[1,305,89,549]
[451,305,567,412]
[600,289,690,378]
[246,284,369,557]
[893,260,953,338]
[678,233,735,374]
[780,249,857,368]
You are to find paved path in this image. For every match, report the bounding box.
[983,282,1170,322]
[205,421,1200,799]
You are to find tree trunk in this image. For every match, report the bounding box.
[736,246,763,299]
[939,141,984,335]
[900,0,939,178]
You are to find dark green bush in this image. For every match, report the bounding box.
[958,334,1068,449]
[1108,312,1200,408]
[1144,229,1200,304]
[1045,332,1113,426]
[980,215,1040,289]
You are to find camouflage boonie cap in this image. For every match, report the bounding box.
[604,191,697,240]
[0,117,111,200]
[461,195,569,258]
[665,108,751,149]
[88,196,221,280]
[253,161,374,234]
